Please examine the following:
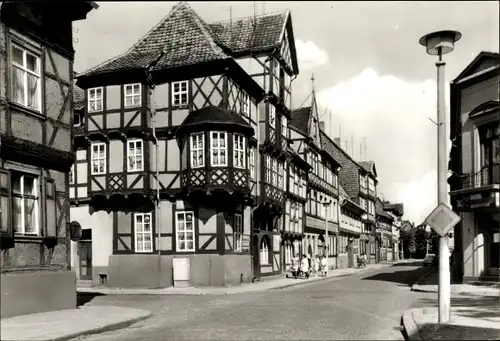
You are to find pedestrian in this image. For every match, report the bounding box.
[320,255,327,276]
[291,254,300,279]
[313,254,320,276]
[300,255,309,279]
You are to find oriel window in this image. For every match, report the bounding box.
[190,133,205,168]
[210,132,227,167]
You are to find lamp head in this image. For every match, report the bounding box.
[419,30,462,56]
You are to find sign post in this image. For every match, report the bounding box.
[424,202,461,324]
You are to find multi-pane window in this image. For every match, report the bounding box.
[176,211,195,252]
[249,149,256,179]
[190,133,205,168]
[127,139,143,172]
[260,237,269,265]
[91,142,106,175]
[134,213,152,253]
[281,116,287,137]
[88,87,103,113]
[241,93,250,115]
[11,44,41,111]
[285,241,293,264]
[271,159,278,187]
[233,134,245,168]
[210,132,227,166]
[233,213,243,252]
[124,83,141,108]
[12,172,39,235]
[265,155,271,183]
[278,163,284,189]
[269,105,276,128]
[172,81,188,106]
[479,123,500,186]
[69,165,75,185]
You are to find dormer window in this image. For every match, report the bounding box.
[233,134,245,169]
[124,83,141,108]
[269,105,276,128]
[190,133,205,168]
[210,132,227,167]
[281,116,287,137]
[172,81,188,106]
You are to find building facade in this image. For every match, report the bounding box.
[338,183,365,267]
[70,2,302,287]
[290,94,340,270]
[0,1,96,317]
[383,201,404,262]
[448,51,500,282]
[375,198,394,262]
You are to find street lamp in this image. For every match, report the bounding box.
[323,199,332,276]
[419,29,461,324]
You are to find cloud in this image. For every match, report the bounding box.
[295,39,329,70]
[317,68,451,223]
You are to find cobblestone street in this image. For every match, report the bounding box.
[73,262,432,341]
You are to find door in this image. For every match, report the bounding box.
[252,235,260,278]
[347,242,354,268]
[78,241,92,280]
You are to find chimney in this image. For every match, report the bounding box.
[319,121,325,132]
[334,137,340,145]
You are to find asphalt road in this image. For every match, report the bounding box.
[74,261,432,341]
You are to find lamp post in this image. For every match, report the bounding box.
[419,30,462,324]
[323,199,332,276]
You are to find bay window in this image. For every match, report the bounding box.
[271,159,278,187]
[190,133,205,168]
[281,115,287,137]
[11,43,41,112]
[176,211,195,252]
[265,155,271,183]
[210,132,227,166]
[233,134,245,168]
[278,163,284,189]
[249,149,256,179]
[12,172,40,235]
[134,213,152,253]
[269,105,276,128]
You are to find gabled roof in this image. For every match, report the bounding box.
[452,51,500,83]
[79,2,230,78]
[209,10,299,74]
[359,161,377,178]
[339,183,365,214]
[376,197,393,221]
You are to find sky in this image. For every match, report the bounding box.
[73,1,500,224]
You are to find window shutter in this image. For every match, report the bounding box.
[45,178,57,238]
[0,169,12,237]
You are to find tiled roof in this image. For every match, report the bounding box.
[73,83,85,111]
[79,2,230,77]
[290,107,311,136]
[177,106,254,137]
[376,199,393,220]
[209,11,288,55]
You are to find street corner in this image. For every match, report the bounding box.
[401,308,425,341]
[0,306,153,341]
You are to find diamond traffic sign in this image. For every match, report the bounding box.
[424,202,461,237]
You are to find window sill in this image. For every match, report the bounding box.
[172,105,189,110]
[124,105,142,110]
[8,101,45,120]
[88,110,104,114]
[127,170,144,174]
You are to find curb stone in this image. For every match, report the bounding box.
[410,267,435,293]
[401,309,423,341]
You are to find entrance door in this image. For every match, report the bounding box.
[252,235,260,278]
[78,241,92,280]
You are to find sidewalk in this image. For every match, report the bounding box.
[402,268,500,340]
[411,268,500,297]
[77,263,392,296]
[0,306,152,341]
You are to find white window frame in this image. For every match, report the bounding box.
[242,92,250,115]
[134,213,153,253]
[127,139,144,172]
[88,87,103,113]
[172,81,188,106]
[10,43,42,112]
[12,172,40,235]
[233,134,246,169]
[190,133,205,168]
[260,237,270,265]
[269,105,276,128]
[91,142,106,175]
[124,83,142,108]
[176,211,195,252]
[233,213,243,252]
[249,149,256,179]
[210,132,228,167]
[281,115,287,137]
[271,159,278,187]
[265,155,271,182]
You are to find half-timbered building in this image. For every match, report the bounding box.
[338,183,365,268]
[0,1,97,318]
[375,197,394,262]
[71,2,300,287]
[448,51,500,282]
[383,201,404,262]
[290,91,340,270]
